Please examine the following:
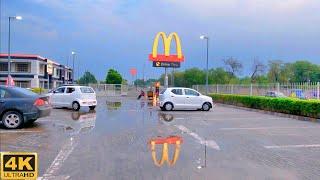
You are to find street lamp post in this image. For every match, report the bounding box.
[71,51,76,84]
[200,35,209,95]
[7,16,22,84]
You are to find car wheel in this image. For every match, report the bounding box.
[72,102,80,111]
[89,106,96,110]
[164,102,173,111]
[202,103,211,111]
[2,111,24,129]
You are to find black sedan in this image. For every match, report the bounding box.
[0,85,51,129]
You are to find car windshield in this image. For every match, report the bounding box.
[80,87,94,93]
[160,89,167,94]
[10,87,38,97]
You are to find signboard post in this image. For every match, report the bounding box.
[46,60,53,89]
[130,68,137,89]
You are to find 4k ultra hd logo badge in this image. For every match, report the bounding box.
[0,152,38,180]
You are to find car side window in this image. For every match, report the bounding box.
[171,89,183,95]
[0,89,10,98]
[66,87,75,94]
[184,89,199,96]
[55,87,65,94]
[0,89,5,98]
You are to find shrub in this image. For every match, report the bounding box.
[210,94,320,118]
[31,87,45,94]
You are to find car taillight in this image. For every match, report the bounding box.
[34,98,45,106]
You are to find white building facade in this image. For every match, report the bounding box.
[0,54,73,89]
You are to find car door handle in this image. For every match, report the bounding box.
[171,96,175,97]
[186,97,190,98]
[0,100,4,103]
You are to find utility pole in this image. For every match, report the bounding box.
[200,35,210,95]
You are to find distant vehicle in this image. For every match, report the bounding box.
[0,86,51,129]
[159,87,213,111]
[47,85,97,111]
[290,89,306,99]
[265,91,287,98]
[311,91,319,99]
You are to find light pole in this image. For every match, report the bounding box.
[71,51,76,84]
[200,35,209,95]
[8,16,22,84]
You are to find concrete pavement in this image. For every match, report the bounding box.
[1,97,320,179]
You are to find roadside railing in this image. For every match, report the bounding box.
[193,82,320,100]
[88,84,139,97]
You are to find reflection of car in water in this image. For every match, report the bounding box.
[55,111,96,135]
[106,101,122,110]
[148,136,183,167]
[158,113,174,122]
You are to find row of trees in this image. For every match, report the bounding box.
[157,59,319,87]
[77,69,124,85]
[77,60,319,86]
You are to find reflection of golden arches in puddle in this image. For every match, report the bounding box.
[149,137,182,167]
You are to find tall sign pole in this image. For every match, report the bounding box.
[130,68,137,89]
[164,68,168,88]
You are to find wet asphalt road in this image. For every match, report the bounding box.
[1,97,320,180]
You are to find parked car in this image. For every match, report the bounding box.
[290,89,306,99]
[0,85,51,129]
[159,87,213,111]
[265,91,287,98]
[47,85,97,111]
[311,91,319,99]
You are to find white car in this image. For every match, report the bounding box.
[48,85,97,111]
[159,87,213,111]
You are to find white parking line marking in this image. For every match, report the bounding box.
[175,125,220,150]
[220,126,320,130]
[38,175,70,180]
[40,137,77,180]
[264,144,320,149]
[0,130,42,133]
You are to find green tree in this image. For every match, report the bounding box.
[134,78,158,87]
[208,67,232,84]
[105,69,123,84]
[173,71,186,87]
[268,60,290,83]
[184,68,206,87]
[290,61,320,82]
[78,71,97,85]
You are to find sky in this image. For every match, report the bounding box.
[0,0,320,81]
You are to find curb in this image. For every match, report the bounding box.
[217,103,320,123]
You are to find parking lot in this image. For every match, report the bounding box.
[1,96,320,179]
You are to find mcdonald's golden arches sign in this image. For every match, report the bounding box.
[149,32,184,62]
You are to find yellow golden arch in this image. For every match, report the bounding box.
[150,140,181,167]
[151,32,183,59]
